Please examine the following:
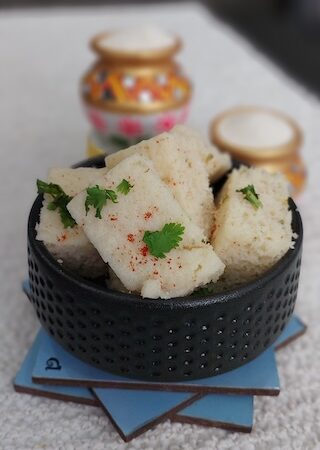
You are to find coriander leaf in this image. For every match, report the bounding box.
[85,185,118,219]
[143,223,185,258]
[117,179,134,195]
[37,179,64,198]
[47,201,58,211]
[192,283,216,297]
[236,184,262,209]
[54,195,76,228]
[37,179,76,228]
[106,189,118,203]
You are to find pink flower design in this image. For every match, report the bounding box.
[87,110,107,132]
[155,114,177,133]
[118,118,143,137]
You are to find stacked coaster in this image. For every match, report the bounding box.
[16,281,306,442]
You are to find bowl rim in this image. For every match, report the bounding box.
[29,160,303,311]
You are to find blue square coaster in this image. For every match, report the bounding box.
[173,394,254,432]
[32,331,280,396]
[14,331,199,442]
[93,387,198,441]
[14,331,98,406]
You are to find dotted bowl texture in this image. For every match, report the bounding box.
[27,157,303,382]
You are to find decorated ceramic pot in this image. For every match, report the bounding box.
[81,27,192,153]
[210,106,306,197]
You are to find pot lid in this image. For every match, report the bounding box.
[91,26,181,62]
[210,106,302,162]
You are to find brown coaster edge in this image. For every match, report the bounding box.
[92,390,202,443]
[31,376,280,397]
[171,414,252,433]
[14,384,99,407]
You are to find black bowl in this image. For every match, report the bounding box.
[27,156,303,382]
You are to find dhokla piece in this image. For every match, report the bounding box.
[68,155,225,299]
[36,168,107,278]
[211,166,293,288]
[170,125,232,183]
[105,129,214,238]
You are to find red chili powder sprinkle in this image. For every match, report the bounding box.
[110,216,118,221]
[127,234,135,242]
[144,211,153,220]
[153,271,159,275]
[57,233,67,242]
[140,246,149,257]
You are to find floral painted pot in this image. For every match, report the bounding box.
[210,106,306,197]
[81,29,192,153]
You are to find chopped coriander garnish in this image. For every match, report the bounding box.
[37,179,64,198]
[117,179,134,195]
[37,179,76,228]
[85,185,118,219]
[236,184,262,209]
[192,283,216,296]
[142,223,185,259]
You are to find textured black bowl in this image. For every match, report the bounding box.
[27,156,303,382]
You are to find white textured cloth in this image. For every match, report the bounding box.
[0,3,319,449]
